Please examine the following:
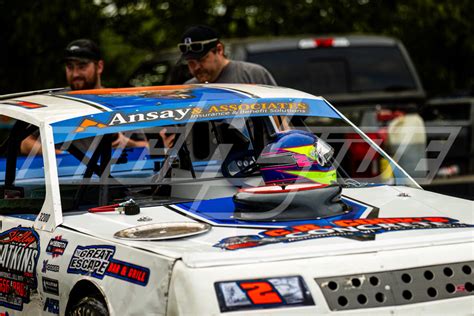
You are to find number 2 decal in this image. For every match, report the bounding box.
[239,281,283,305]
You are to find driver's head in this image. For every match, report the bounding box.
[258,130,337,185]
[64,39,104,90]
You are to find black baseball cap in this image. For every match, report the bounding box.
[64,39,102,62]
[178,25,220,60]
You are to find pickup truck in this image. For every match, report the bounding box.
[421,97,474,199]
[127,35,464,195]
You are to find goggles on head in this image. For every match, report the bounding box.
[178,38,218,54]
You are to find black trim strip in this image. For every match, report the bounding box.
[0,87,65,100]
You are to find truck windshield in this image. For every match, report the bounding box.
[247,47,417,95]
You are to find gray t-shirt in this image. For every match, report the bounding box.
[185,60,277,85]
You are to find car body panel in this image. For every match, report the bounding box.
[0,84,472,315]
[58,185,473,267]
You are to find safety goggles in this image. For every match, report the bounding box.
[178,38,218,54]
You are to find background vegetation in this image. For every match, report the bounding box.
[1,0,472,97]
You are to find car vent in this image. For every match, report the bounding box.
[315,261,473,311]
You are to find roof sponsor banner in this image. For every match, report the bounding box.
[52,97,340,143]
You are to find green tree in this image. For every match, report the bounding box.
[0,0,107,93]
[1,0,472,96]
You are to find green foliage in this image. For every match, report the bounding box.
[0,0,106,92]
[1,0,472,96]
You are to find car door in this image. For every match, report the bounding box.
[0,113,57,314]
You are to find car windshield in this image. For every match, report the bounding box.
[51,113,416,211]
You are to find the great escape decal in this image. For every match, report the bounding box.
[214,217,474,250]
[0,227,40,311]
[67,245,149,286]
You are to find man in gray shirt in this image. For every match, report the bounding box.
[156,26,277,149]
[178,25,277,85]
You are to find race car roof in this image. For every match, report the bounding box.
[0,84,342,143]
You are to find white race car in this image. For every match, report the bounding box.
[0,84,472,315]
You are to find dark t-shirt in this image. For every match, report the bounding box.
[185,60,277,85]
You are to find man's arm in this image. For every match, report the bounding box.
[20,134,42,155]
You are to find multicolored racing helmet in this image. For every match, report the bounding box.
[257,130,337,185]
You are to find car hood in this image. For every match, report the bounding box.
[61,186,474,268]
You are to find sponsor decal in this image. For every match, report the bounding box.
[67,245,150,286]
[74,119,107,132]
[46,236,68,258]
[189,101,309,119]
[42,260,60,273]
[42,278,59,296]
[105,258,150,286]
[215,276,314,312]
[214,217,474,250]
[75,109,192,133]
[38,213,50,223]
[3,100,45,109]
[43,297,59,315]
[109,109,191,125]
[74,102,310,133]
[137,216,153,222]
[0,227,40,311]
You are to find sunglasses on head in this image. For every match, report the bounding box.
[178,38,218,54]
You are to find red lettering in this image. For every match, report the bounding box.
[127,268,147,282]
[0,230,36,247]
[120,266,128,276]
[333,217,439,227]
[137,271,146,282]
[227,242,259,250]
[12,281,26,298]
[333,220,357,227]
[292,224,322,232]
[107,262,121,274]
[424,217,450,223]
[0,278,10,293]
[128,268,136,279]
[263,229,291,237]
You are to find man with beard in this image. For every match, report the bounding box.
[64,39,104,90]
[178,25,276,85]
[20,39,146,154]
[20,39,104,154]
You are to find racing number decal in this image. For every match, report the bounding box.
[239,281,283,305]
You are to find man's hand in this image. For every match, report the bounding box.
[159,128,176,148]
[112,133,148,148]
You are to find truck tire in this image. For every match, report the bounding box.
[68,296,109,316]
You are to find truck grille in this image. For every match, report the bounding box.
[315,261,473,310]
